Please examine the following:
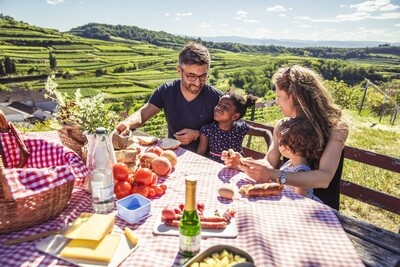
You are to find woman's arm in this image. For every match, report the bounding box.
[196,133,209,156]
[240,137,346,189]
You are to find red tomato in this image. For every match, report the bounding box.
[113,163,129,181]
[153,185,164,196]
[131,185,149,198]
[159,184,167,194]
[149,173,158,186]
[148,187,156,198]
[134,168,153,186]
[114,181,132,199]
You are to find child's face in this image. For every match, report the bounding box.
[214,97,240,122]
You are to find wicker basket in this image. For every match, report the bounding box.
[57,124,87,158]
[0,111,77,233]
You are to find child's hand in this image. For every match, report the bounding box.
[221,149,242,169]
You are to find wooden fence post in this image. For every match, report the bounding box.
[359,81,369,115]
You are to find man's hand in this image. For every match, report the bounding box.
[115,121,130,136]
[174,129,199,145]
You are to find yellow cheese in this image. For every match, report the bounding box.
[60,233,121,262]
[124,227,139,246]
[64,213,115,241]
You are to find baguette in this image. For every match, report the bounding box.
[239,183,283,197]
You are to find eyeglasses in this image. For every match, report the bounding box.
[180,67,208,82]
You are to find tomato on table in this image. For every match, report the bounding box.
[134,167,153,186]
[113,163,129,181]
[131,185,150,198]
[114,181,132,199]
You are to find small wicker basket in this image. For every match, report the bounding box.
[0,111,76,233]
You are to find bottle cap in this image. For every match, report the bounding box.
[185,177,197,185]
[96,127,106,134]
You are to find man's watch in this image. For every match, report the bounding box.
[278,170,287,185]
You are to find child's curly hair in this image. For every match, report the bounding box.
[276,117,323,162]
[223,90,257,119]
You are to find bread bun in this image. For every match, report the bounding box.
[160,138,181,150]
[137,136,159,146]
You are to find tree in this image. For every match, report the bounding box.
[0,61,4,76]
[4,57,15,74]
[49,53,57,70]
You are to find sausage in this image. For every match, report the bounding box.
[164,219,227,229]
[239,182,283,197]
[199,216,227,222]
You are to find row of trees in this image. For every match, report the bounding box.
[0,53,57,76]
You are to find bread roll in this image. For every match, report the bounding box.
[160,138,180,150]
[239,183,283,197]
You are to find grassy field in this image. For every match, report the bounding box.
[1,18,399,233]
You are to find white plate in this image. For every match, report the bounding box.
[152,210,238,238]
[36,225,140,267]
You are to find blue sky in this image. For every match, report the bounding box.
[1,0,399,42]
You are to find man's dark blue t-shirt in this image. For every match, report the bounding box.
[149,80,221,152]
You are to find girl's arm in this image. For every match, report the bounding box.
[196,133,209,156]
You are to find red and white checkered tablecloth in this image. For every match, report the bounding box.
[0,132,364,267]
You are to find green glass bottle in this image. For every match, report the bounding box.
[179,177,201,257]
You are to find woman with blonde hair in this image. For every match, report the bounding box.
[222,65,349,209]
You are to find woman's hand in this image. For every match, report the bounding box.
[221,150,242,169]
[239,158,276,183]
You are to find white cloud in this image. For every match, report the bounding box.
[279,14,286,17]
[236,10,248,20]
[299,24,311,28]
[175,12,192,17]
[395,23,400,27]
[336,11,370,21]
[295,16,311,20]
[350,0,390,12]
[173,18,181,21]
[243,19,257,23]
[266,5,291,12]
[200,22,211,28]
[380,4,400,11]
[165,13,170,16]
[370,12,400,19]
[47,0,64,5]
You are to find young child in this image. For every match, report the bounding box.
[197,91,272,163]
[276,116,323,202]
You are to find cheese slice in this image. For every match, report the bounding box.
[60,233,121,262]
[64,213,115,241]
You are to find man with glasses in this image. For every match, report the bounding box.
[116,42,221,152]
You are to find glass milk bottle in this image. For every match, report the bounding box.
[179,177,201,257]
[90,127,114,213]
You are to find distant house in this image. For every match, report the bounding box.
[0,88,57,122]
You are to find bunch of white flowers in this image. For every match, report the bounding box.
[44,76,119,134]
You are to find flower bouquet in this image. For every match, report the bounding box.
[44,76,120,157]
